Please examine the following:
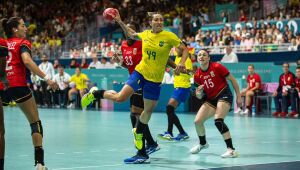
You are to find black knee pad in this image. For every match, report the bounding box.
[30,120,43,137]
[166,105,175,115]
[214,118,229,134]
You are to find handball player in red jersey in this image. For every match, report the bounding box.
[112,22,160,155]
[190,49,242,158]
[2,17,57,170]
[0,33,7,169]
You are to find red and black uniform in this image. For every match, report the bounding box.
[194,62,233,108]
[0,38,7,101]
[247,73,262,90]
[276,71,295,93]
[121,40,143,109]
[274,71,297,114]
[295,77,300,90]
[6,37,33,103]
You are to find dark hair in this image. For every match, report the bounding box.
[1,17,22,38]
[283,62,289,67]
[297,66,300,70]
[248,64,255,69]
[147,12,162,21]
[200,48,210,56]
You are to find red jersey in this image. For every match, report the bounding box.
[194,62,229,99]
[6,37,32,87]
[0,38,8,90]
[120,40,142,74]
[277,71,295,92]
[295,77,300,89]
[247,73,262,89]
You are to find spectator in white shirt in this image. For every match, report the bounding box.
[38,54,55,107]
[52,66,71,108]
[221,46,239,63]
[288,38,299,51]
[105,58,117,69]
[88,55,102,69]
[162,68,173,84]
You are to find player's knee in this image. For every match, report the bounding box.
[166,105,175,115]
[246,91,253,97]
[30,120,43,137]
[214,118,229,134]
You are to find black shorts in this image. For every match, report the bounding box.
[7,86,32,103]
[0,90,13,106]
[205,86,233,108]
[130,89,144,109]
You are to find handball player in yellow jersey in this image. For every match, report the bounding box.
[81,11,189,164]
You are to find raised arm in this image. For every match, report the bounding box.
[109,11,138,39]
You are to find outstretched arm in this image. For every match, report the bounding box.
[109,11,138,39]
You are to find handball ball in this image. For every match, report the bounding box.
[103,8,118,21]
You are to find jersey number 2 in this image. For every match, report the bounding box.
[6,51,13,71]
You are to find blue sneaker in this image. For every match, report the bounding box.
[173,132,189,141]
[157,132,173,141]
[146,142,160,155]
[124,154,150,164]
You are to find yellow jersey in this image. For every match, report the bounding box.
[135,30,181,83]
[70,73,88,90]
[174,55,193,88]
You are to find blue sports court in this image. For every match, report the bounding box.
[4,107,300,170]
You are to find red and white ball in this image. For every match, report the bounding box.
[103,8,118,21]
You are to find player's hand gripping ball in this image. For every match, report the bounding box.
[103,8,118,21]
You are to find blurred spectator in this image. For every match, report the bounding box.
[98,57,109,69]
[272,63,297,117]
[106,58,117,69]
[69,59,80,68]
[68,67,90,109]
[53,59,61,70]
[288,38,299,51]
[88,56,102,69]
[221,11,229,23]
[221,46,238,63]
[162,68,173,84]
[53,66,70,108]
[38,54,55,107]
[31,72,42,106]
[80,58,89,69]
[236,64,262,115]
[239,10,247,22]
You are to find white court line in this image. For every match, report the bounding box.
[89,150,101,153]
[280,140,289,143]
[55,153,65,155]
[261,141,272,144]
[52,164,122,170]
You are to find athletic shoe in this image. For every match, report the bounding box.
[280,112,288,118]
[221,148,239,158]
[173,132,189,141]
[133,128,143,150]
[81,87,98,109]
[241,108,250,115]
[234,108,243,114]
[157,132,173,141]
[288,111,299,118]
[189,143,209,154]
[146,142,160,155]
[124,154,150,164]
[36,163,48,170]
[272,111,280,117]
[67,103,75,109]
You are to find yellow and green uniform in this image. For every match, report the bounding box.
[135,30,181,83]
[173,54,193,88]
[70,73,88,90]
